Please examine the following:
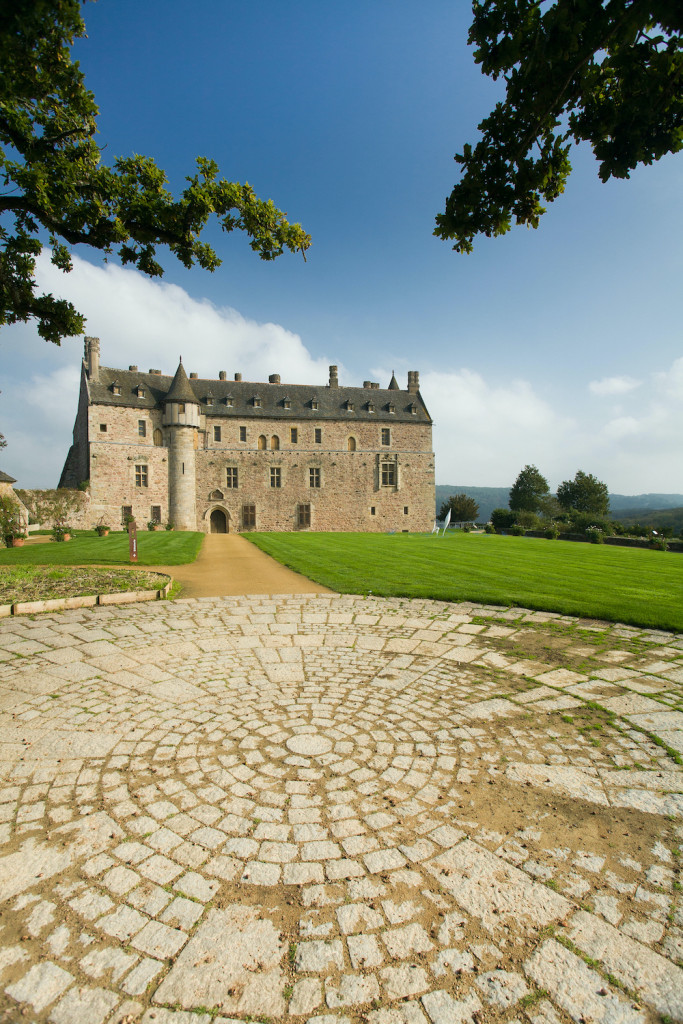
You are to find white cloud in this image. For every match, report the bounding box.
[0,253,335,487]
[589,375,641,396]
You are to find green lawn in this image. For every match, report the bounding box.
[0,531,203,566]
[246,531,683,631]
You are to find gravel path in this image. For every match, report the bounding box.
[0,594,681,1024]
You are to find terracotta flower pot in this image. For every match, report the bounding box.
[5,536,24,547]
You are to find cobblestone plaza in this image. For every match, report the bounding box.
[0,594,681,1023]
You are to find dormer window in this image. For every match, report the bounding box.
[283,397,291,410]
[388,403,395,414]
[112,381,121,396]
[366,402,375,413]
[226,394,234,408]
[252,395,262,408]
[206,394,214,407]
[345,400,354,412]
[310,399,319,411]
[136,385,146,398]
[409,402,417,415]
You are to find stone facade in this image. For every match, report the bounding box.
[60,338,435,533]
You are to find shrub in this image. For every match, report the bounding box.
[490,508,516,532]
[509,524,525,536]
[484,523,495,534]
[649,534,668,551]
[571,513,614,537]
[0,494,25,542]
[514,510,540,530]
[544,525,559,539]
[585,525,604,544]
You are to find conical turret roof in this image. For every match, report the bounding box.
[388,371,400,390]
[164,359,198,404]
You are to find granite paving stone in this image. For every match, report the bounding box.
[0,593,681,1023]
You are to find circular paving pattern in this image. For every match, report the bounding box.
[0,593,681,1024]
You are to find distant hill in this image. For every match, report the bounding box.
[608,493,683,511]
[435,486,683,523]
[613,506,683,533]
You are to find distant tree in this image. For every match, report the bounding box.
[0,2,310,344]
[435,1,683,253]
[439,494,480,522]
[557,471,610,515]
[509,465,550,513]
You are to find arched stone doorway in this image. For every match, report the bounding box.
[209,508,228,533]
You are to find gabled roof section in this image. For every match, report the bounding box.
[164,360,198,405]
[388,372,399,390]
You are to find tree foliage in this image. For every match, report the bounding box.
[439,493,480,522]
[557,470,610,514]
[0,1,311,344]
[509,464,550,512]
[435,1,683,252]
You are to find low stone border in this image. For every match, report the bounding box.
[0,576,172,617]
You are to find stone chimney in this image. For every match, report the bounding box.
[328,365,339,388]
[189,372,198,379]
[269,374,281,384]
[129,365,138,372]
[234,373,242,382]
[84,336,100,382]
[219,370,227,381]
[407,370,420,394]
[363,381,372,389]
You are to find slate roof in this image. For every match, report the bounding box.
[0,471,16,484]
[87,363,432,424]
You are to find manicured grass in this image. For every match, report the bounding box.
[246,531,683,631]
[0,531,203,566]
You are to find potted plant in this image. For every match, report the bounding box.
[95,518,110,536]
[147,520,163,531]
[165,522,174,531]
[0,494,27,547]
[52,525,71,542]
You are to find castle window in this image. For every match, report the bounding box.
[270,467,281,488]
[226,394,234,408]
[290,427,298,444]
[151,505,162,524]
[388,403,395,414]
[210,489,224,500]
[345,400,354,411]
[214,426,221,442]
[137,386,146,398]
[242,504,256,529]
[226,467,238,488]
[138,420,146,437]
[404,506,409,515]
[367,402,375,413]
[381,428,391,446]
[258,434,267,450]
[409,403,417,415]
[100,423,107,432]
[112,382,121,396]
[297,503,311,528]
[135,464,148,487]
[270,435,279,450]
[381,461,396,487]
[311,399,319,411]
[206,396,214,406]
[370,506,376,515]
[309,467,321,488]
[283,398,291,410]
[252,395,262,408]
[347,436,356,452]
[178,403,186,414]
[239,426,247,442]
[153,428,163,447]
[121,505,132,524]
[314,428,322,444]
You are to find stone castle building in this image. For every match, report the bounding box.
[60,337,435,533]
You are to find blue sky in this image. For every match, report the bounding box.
[2,0,682,493]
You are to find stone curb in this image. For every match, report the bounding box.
[2,577,172,617]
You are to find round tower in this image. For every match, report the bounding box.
[162,359,199,531]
